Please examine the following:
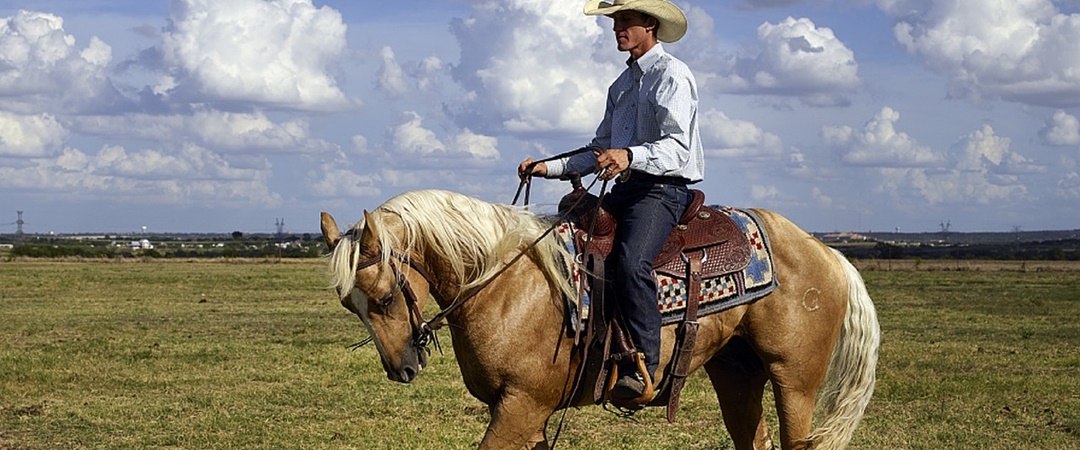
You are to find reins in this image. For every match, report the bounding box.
[513,145,601,206]
[347,149,614,449]
[350,147,610,357]
[415,147,610,343]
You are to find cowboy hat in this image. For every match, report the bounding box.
[583,0,688,43]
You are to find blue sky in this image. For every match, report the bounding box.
[1,0,1079,234]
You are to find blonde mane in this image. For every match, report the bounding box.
[327,189,576,303]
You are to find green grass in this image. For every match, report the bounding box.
[1,260,1078,449]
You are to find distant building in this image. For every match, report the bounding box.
[820,232,872,242]
[130,239,154,250]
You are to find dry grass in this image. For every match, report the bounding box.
[852,258,1080,272]
[1,260,1078,449]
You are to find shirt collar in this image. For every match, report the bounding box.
[627,43,666,73]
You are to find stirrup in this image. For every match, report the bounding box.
[606,352,655,408]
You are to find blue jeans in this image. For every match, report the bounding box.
[603,178,691,378]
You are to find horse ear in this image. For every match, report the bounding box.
[320,211,341,250]
[360,210,380,250]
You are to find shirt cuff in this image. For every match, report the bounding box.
[545,158,567,178]
[626,145,646,172]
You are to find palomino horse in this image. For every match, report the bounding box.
[321,189,879,450]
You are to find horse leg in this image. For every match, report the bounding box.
[705,339,773,450]
[771,386,815,450]
[525,429,550,450]
[478,393,553,450]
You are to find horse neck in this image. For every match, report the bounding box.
[411,248,465,308]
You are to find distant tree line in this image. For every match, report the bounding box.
[837,240,1080,261]
[4,236,328,259]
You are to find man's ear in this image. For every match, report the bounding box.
[644,15,659,35]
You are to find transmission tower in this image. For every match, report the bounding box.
[15,210,25,242]
[275,218,285,237]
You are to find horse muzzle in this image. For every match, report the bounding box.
[385,343,428,383]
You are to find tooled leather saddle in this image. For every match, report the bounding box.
[559,185,753,421]
[559,187,753,277]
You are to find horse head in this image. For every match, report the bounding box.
[322,210,430,384]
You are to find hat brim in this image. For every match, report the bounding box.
[583,0,687,43]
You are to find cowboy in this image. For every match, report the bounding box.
[518,0,703,402]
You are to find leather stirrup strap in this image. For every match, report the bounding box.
[666,251,703,422]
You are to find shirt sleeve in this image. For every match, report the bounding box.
[628,67,697,176]
[545,151,598,179]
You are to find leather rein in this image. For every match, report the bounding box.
[348,145,606,355]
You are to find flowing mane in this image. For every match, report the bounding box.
[327,189,575,301]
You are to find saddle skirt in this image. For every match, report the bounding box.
[556,191,778,326]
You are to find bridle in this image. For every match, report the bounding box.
[349,247,445,353]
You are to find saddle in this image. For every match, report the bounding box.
[559,186,753,421]
[559,187,752,277]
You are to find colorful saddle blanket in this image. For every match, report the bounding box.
[558,207,778,326]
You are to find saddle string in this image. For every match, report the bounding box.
[510,150,620,448]
[550,175,611,449]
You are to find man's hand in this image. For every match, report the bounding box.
[518,158,547,181]
[594,148,631,180]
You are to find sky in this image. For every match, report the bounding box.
[1,0,1079,235]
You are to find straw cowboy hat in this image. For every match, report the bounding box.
[583,0,688,43]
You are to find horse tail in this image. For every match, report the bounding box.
[805,248,881,450]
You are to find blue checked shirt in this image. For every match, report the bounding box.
[546,43,704,183]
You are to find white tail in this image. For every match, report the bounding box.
[805,248,881,449]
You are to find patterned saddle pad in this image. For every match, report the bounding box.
[558,207,778,326]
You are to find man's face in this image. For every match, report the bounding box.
[610,11,655,54]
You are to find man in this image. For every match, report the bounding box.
[518,0,703,402]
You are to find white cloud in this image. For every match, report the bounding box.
[448,0,615,136]
[350,135,369,155]
[1058,172,1080,199]
[449,128,499,160]
[0,144,281,206]
[714,17,860,106]
[886,0,1080,107]
[811,186,834,208]
[390,111,446,156]
[750,184,780,202]
[1039,110,1080,146]
[959,125,1044,176]
[0,10,115,113]
[736,0,805,9]
[822,107,945,167]
[67,109,337,154]
[377,46,408,97]
[700,109,784,158]
[0,112,67,157]
[878,125,1029,205]
[413,56,445,92]
[307,164,380,198]
[158,0,351,110]
[184,109,336,153]
[387,111,500,162]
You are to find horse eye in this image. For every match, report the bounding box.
[377,291,395,308]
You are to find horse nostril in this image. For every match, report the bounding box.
[402,366,417,383]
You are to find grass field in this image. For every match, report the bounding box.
[1,259,1078,449]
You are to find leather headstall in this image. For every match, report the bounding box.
[353,250,443,352]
